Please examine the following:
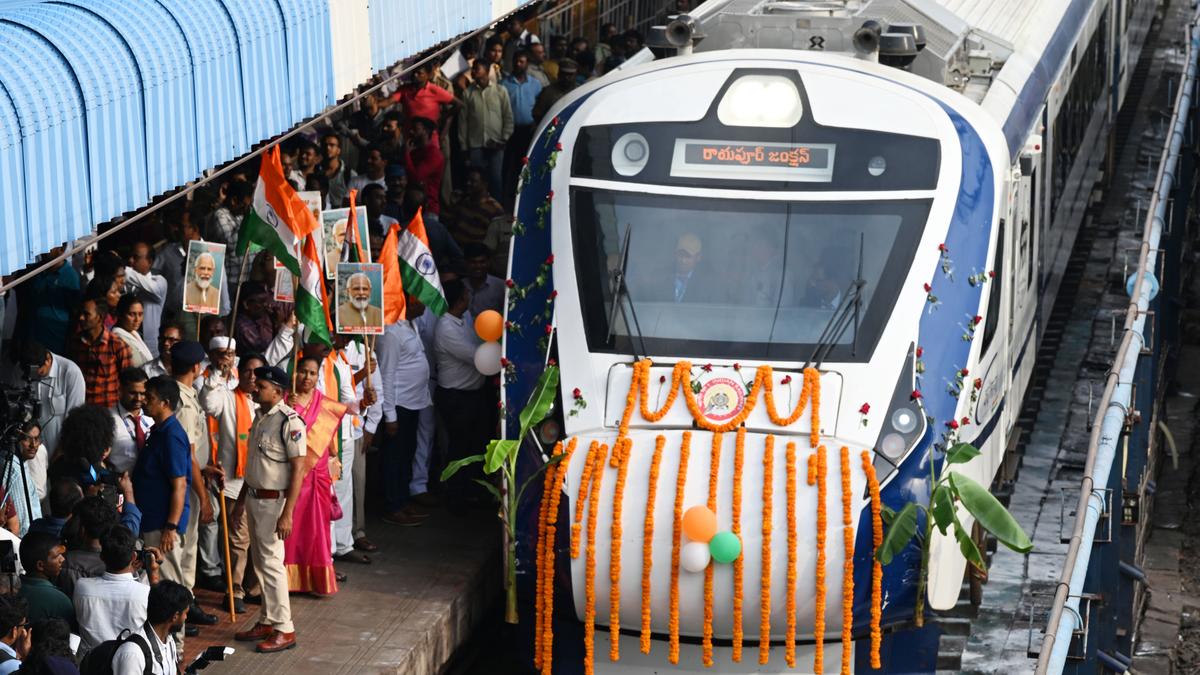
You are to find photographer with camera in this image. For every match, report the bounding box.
[45,406,141,538]
[17,531,73,629]
[9,342,83,465]
[73,525,161,655]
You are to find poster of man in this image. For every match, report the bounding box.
[183,240,226,314]
[274,269,294,303]
[322,206,369,278]
[335,263,384,334]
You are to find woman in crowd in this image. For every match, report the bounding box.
[283,356,347,596]
[16,618,78,675]
[84,275,121,331]
[110,295,153,368]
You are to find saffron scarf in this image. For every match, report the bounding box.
[291,389,347,471]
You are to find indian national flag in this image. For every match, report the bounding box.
[237,146,319,276]
[297,233,333,346]
[398,208,447,315]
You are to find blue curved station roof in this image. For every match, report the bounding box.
[0,0,502,276]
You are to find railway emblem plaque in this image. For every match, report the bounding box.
[698,376,746,423]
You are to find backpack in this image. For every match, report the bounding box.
[78,629,153,675]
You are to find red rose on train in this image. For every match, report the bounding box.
[547,190,555,200]
[702,363,713,372]
[915,346,924,358]
[974,377,983,390]
[859,403,870,415]
[505,279,515,288]
[960,368,969,377]
[544,324,553,335]
[961,417,971,426]
[659,375,667,384]
[733,362,741,371]
[500,357,510,368]
[910,389,922,400]
[555,142,563,151]
[973,315,983,325]
[781,375,792,385]
[521,156,530,165]
[545,254,555,265]
[573,388,582,399]
[938,243,948,252]
[989,270,996,278]
[947,419,959,429]
[923,283,932,293]
[549,290,558,299]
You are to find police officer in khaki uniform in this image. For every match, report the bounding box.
[232,366,306,653]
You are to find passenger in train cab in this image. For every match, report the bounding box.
[802,246,854,310]
[634,232,713,304]
[730,227,785,307]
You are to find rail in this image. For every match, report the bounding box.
[1034,10,1200,674]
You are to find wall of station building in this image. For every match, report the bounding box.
[0,0,521,277]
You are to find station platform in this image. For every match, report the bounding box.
[181,509,499,674]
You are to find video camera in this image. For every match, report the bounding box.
[0,360,40,447]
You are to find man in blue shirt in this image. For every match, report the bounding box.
[0,593,29,674]
[501,49,543,202]
[133,376,191,591]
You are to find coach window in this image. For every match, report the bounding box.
[981,220,1005,354]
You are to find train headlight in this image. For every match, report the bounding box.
[612,132,650,176]
[717,75,803,128]
[880,433,907,459]
[872,344,927,483]
[890,408,919,434]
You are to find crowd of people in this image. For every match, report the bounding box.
[0,4,695,672]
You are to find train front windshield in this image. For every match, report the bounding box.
[572,189,931,361]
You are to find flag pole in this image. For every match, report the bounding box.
[220,492,236,622]
[292,238,303,396]
[228,253,252,335]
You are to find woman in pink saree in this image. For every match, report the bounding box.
[284,356,347,595]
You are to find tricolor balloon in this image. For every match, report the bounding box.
[680,505,741,571]
[473,309,505,375]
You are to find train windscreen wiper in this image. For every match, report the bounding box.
[804,234,866,369]
[606,225,648,358]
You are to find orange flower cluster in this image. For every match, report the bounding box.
[809,370,821,448]
[861,450,884,669]
[732,427,746,662]
[807,453,817,486]
[641,435,666,655]
[572,441,601,559]
[637,360,688,422]
[759,435,775,666]
[839,447,854,675]
[584,443,610,675]
[609,439,632,661]
[534,441,564,670]
[814,445,828,674]
[702,432,723,667]
[784,440,798,669]
[537,438,577,674]
[668,431,692,664]
[762,367,821,441]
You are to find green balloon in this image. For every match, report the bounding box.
[709,531,742,564]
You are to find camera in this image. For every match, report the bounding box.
[134,539,155,572]
[0,362,40,446]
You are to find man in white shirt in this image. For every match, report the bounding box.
[12,342,85,458]
[433,280,490,510]
[74,525,159,654]
[0,592,29,674]
[7,424,44,536]
[111,579,188,675]
[125,242,169,357]
[375,298,432,527]
[411,309,439,508]
[320,337,377,564]
[110,368,154,474]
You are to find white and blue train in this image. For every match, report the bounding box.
[504,0,1155,671]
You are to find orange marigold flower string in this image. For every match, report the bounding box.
[730,427,745,662]
[759,435,775,666]
[785,440,798,668]
[839,446,854,675]
[540,437,577,675]
[861,450,884,669]
[668,432,692,664]
[702,431,722,667]
[572,441,600,559]
[534,441,563,669]
[808,369,821,448]
[814,445,828,674]
[640,435,666,655]
[584,443,609,675]
[609,439,631,661]
[638,360,688,422]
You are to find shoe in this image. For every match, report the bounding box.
[335,571,348,583]
[244,594,263,605]
[185,625,200,637]
[256,630,297,653]
[333,551,371,564]
[411,492,439,507]
[198,574,225,593]
[353,537,379,552]
[188,604,219,626]
[381,510,424,527]
[223,595,247,614]
[235,623,274,642]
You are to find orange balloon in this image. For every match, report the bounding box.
[475,310,504,342]
[682,505,718,543]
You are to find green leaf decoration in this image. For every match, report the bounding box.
[473,478,503,503]
[930,487,955,536]
[953,516,987,572]
[948,473,1033,554]
[880,505,897,526]
[485,439,519,474]
[440,454,485,482]
[945,442,980,465]
[519,366,560,440]
[876,502,920,566]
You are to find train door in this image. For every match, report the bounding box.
[974,204,1011,476]
[1009,163,1039,428]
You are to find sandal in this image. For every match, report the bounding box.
[354,537,379,552]
[334,551,372,565]
[335,572,348,583]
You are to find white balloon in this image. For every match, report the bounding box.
[681,542,711,573]
[474,341,503,376]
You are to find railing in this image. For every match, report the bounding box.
[535,0,677,44]
[1034,10,1200,674]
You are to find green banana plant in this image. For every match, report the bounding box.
[441,365,566,623]
[874,442,1033,626]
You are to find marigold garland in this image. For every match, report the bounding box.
[814,445,828,675]
[609,439,631,661]
[641,435,666,655]
[572,441,601,559]
[839,446,854,675]
[702,432,723,667]
[759,435,775,666]
[613,365,640,468]
[785,441,798,669]
[809,369,822,448]
[540,438,577,675]
[584,443,609,675]
[534,442,563,670]
[861,450,884,669]
[668,431,692,664]
[732,427,746,663]
[761,367,821,436]
[638,360,688,421]
[807,453,817,486]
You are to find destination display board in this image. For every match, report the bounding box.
[671,139,836,181]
